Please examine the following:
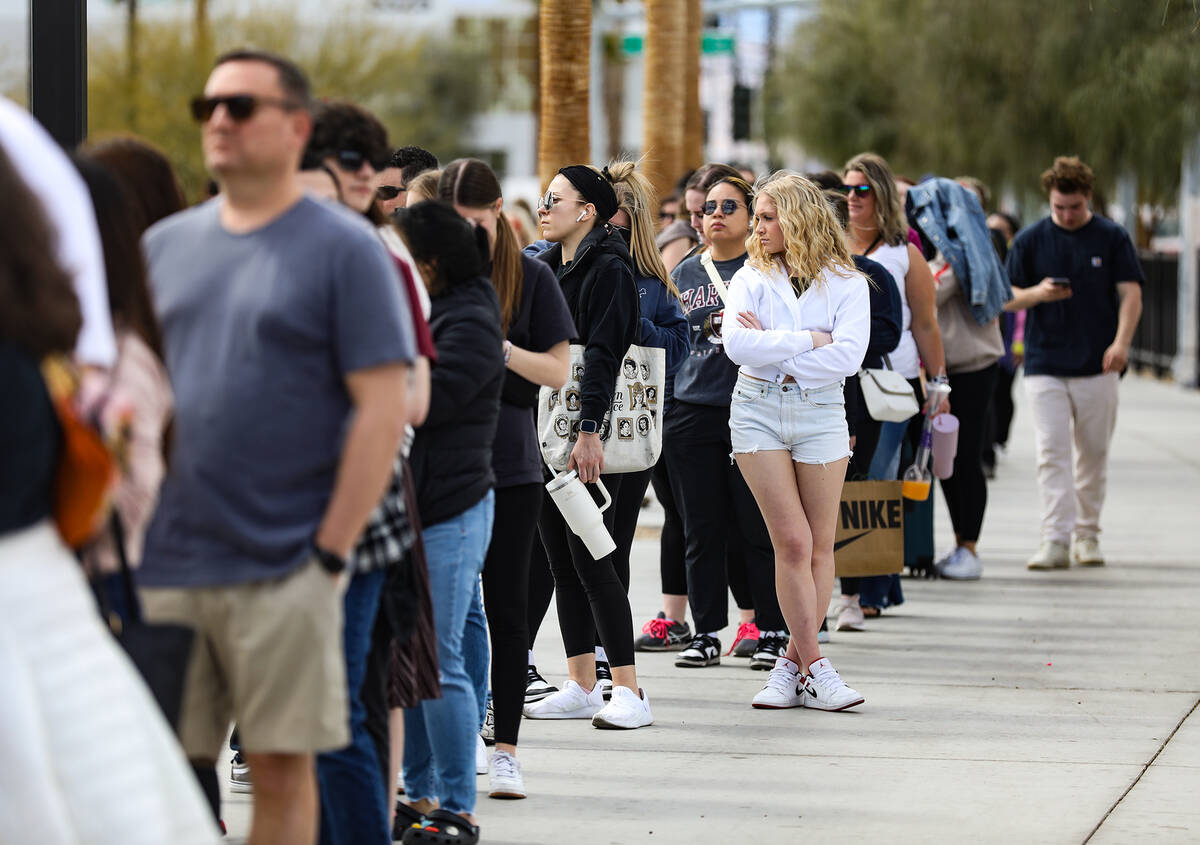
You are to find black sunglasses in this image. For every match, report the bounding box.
[189,94,300,123]
[376,185,405,200]
[333,149,389,173]
[843,184,873,197]
[539,190,587,212]
[703,199,746,216]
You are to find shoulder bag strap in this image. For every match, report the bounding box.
[699,251,730,304]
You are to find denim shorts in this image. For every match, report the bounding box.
[729,373,851,465]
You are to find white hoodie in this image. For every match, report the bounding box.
[722,260,870,388]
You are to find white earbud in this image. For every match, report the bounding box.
[576,211,587,223]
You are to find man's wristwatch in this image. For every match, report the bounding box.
[314,545,347,574]
[579,418,599,435]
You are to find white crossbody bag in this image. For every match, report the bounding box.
[858,355,920,422]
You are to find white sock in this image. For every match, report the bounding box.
[703,632,721,640]
[595,646,608,663]
[527,649,534,665]
[779,657,801,674]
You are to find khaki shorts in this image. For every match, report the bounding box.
[141,555,349,759]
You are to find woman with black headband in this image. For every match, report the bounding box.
[523,163,654,730]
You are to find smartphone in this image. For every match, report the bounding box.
[1050,277,1071,287]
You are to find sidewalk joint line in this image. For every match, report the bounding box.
[1082,695,1200,844]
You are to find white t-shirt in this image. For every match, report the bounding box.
[869,242,920,379]
[0,97,115,368]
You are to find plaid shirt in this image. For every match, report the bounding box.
[353,453,415,573]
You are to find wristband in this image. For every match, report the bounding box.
[503,340,513,365]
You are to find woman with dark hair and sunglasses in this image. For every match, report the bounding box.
[521,162,653,730]
[303,100,440,845]
[658,173,788,670]
[437,158,574,800]
[393,200,505,845]
[830,153,947,631]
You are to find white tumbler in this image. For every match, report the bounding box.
[545,470,616,560]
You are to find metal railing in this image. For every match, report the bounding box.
[1130,251,1182,378]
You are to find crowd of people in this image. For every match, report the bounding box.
[0,46,1144,845]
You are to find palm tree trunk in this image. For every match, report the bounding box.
[642,0,686,202]
[538,0,592,190]
[682,0,703,170]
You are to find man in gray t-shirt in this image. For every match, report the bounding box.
[138,49,414,843]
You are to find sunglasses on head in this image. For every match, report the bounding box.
[843,184,873,197]
[376,185,405,200]
[189,94,300,123]
[333,149,389,173]
[539,190,586,211]
[703,199,746,216]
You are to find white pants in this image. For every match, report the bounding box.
[0,521,218,845]
[1024,373,1120,544]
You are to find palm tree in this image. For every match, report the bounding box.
[538,0,592,190]
[682,0,703,171]
[641,0,686,201]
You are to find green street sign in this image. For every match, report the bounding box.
[620,32,735,56]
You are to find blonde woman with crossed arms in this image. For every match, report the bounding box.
[722,171,871,712]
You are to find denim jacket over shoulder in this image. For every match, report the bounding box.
[906,178,1011,326]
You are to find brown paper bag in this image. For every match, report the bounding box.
[834,480,904,577]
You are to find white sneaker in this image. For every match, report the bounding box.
[476,734,488,775]
[1027,539,1070,570]
[935,546,964,574]
[802,657,864,711]
[835,597,866,632]
[591,685,654,729]
[751,658,804,709]
[940,547,982,580]
[522,679,605,720]
[1072,536,1105,567]
[479,697,495,745]
[487,750,526,799]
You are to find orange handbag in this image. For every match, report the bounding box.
[42,357,115,548]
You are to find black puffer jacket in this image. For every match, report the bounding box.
[410,276,505,527]
[536,225,640,424]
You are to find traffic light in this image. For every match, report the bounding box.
[732,84,752,141]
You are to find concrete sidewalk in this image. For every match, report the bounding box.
[222,374,1200,843]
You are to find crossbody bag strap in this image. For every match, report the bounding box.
[699,251,729,304]
[882,353,894,371]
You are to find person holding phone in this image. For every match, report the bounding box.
[1004,156,1144,570]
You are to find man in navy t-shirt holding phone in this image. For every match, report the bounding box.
[1005,156,1144,571]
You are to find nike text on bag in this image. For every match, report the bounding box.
[537,343,666,474]
[834,480,905,577]
[858,355,919,423]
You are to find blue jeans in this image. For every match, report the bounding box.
[403,491,495,816]
[317,568,388,845]
[463,575,490,730]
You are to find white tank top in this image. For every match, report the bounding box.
[868,242,920,379]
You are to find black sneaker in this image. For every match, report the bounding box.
[674,633,721,667]
[525,665,558,704]
[750,632,788,670]
[635,612,693,651]
[595,659,613,700]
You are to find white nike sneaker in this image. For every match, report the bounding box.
[591,685,654,729]
[802,657,865,711]
[487,750,526,799]
[751,658,804,709]
[522,679,605,720]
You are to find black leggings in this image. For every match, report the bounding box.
[650,458,688,596]
[664,401,782,635]
[481,483,542,747]
[538,472,636,667]
[939,365,997,543]
[609,467,654,594]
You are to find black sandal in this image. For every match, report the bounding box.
[401,809,480,845]
[392,802,426,842]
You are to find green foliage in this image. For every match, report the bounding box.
[769,0,1200,204]
[87,6,489,200]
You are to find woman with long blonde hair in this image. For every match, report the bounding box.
[722,171,871,711]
